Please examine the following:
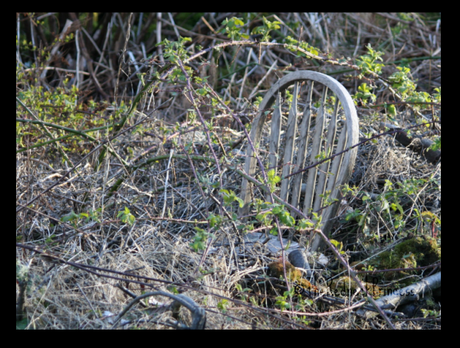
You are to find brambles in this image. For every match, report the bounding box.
[17,13,440,329]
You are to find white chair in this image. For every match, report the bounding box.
[239,71,359,251]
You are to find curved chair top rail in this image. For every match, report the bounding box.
[247,71,358,157]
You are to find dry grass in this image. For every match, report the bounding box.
[16,12,440,329]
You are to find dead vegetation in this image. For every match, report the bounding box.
[16,13,440,329]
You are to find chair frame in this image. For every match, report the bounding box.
[239,71,359,251]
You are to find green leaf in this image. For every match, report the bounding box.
[196,88,208,96]
[387,104,397,116]
[217,299,229,313]
[61,210,78,222]
[298,218,314,229]
[269,227,278,236]
[234,18,244,26]
[279,210,295,227]
[117,207,135,226]
[391,202,404,215]
[208,213,222,229]
[330,239,345,254]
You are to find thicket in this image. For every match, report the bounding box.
[16,13,440,329]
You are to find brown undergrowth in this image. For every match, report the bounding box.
[16,13,440,329]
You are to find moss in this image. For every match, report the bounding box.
[268,260,302,281]
[268,261,318,292]
[396,236,440,264]
[372,235,441,284]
